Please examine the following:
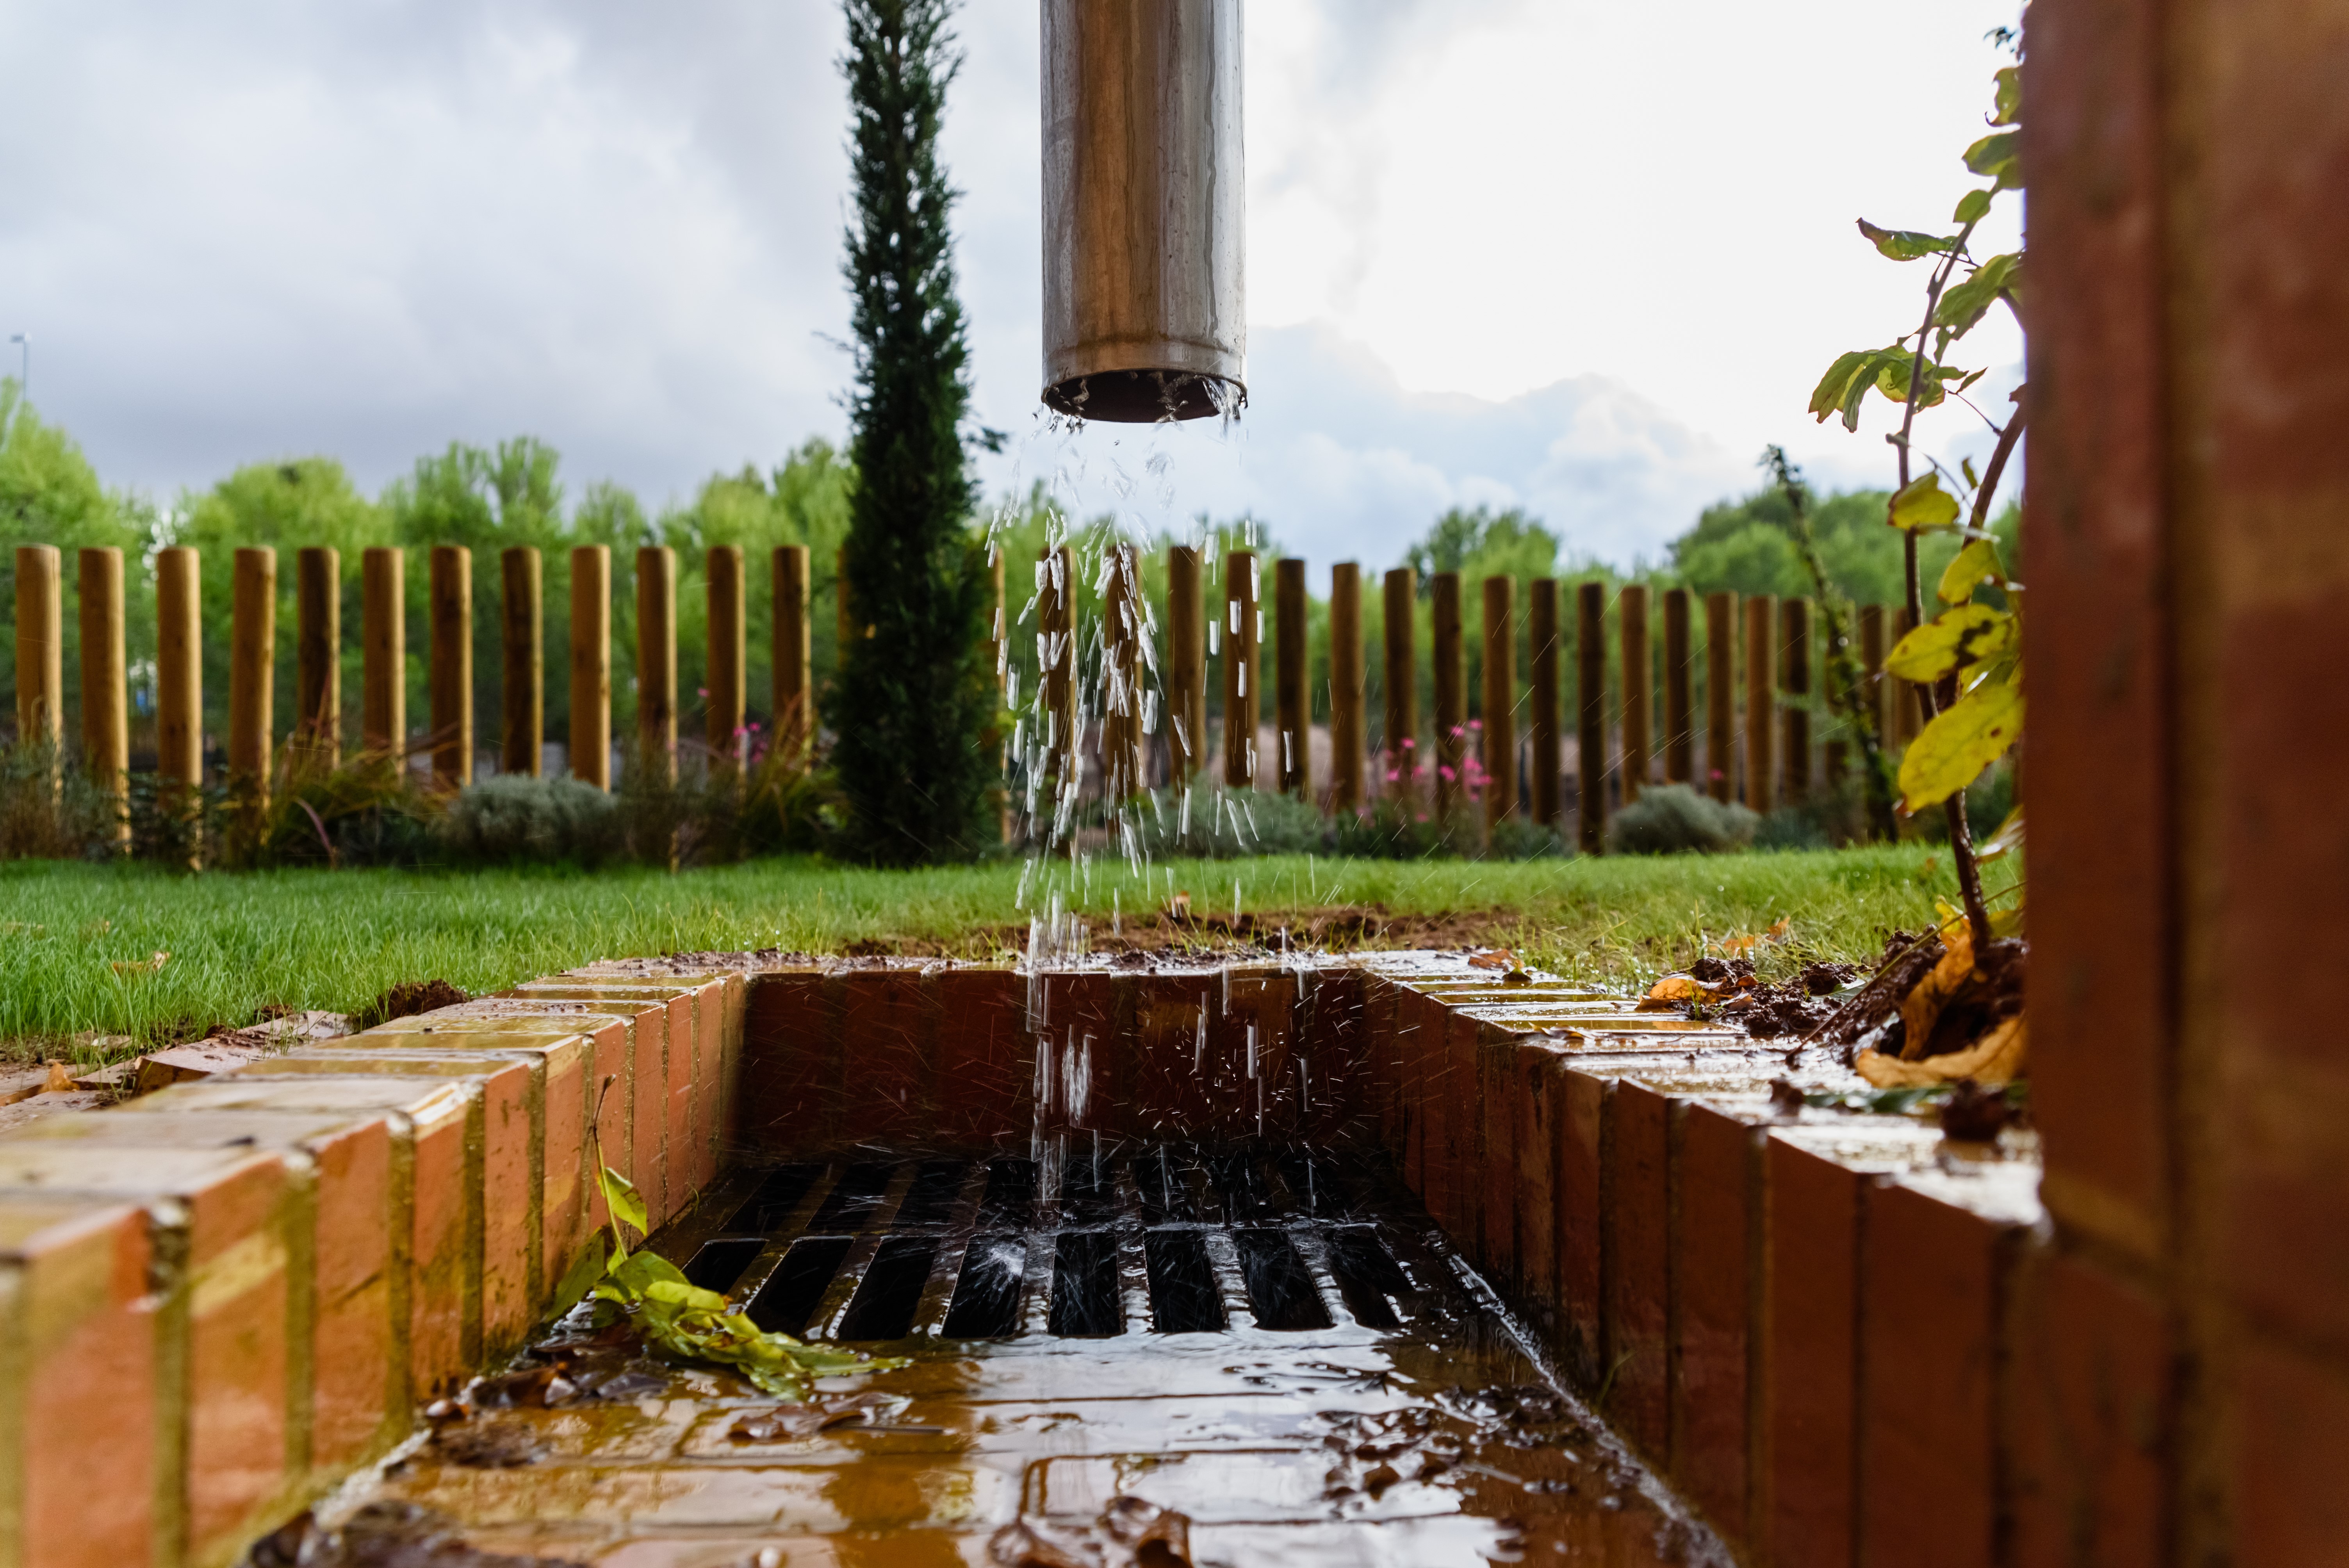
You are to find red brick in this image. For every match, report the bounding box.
[1399,988,1440,1199]
[1557,1069,1607,1389]
[1761,1134,1861,1568]
[827,972,939,1151]
[1857,1180,2007,1568]
[1672,1102,1756,1548]
[2233,1338,2349,1566]
[1220,968,1300,1146]
[1604,1080,1671,1459]
[2008,1245,2169,1568]
[0,1199,160,1568]
[1026,971,1119,1146]
[1125,974,1223,1149]
[1295,966,1362,1147]
[1511,1044,1571,1344]
[2222,1055,2349,1358]
[1475,1024,1516,1288]
[469,989,678,1223]
[738,974,836,1157]
[926,968,1030,1154]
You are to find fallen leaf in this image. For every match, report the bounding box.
[1898,921,1976,1058]
[111,951,169,976]
[40,1062,75,1095]
[1647,976,1701,1002]
[1717,934,1759,956]
[1857,1014,2026,1089]
[1468,949,1515,970]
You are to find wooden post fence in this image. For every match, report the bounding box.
[1781,595,1811,804]
[1620,583,1650,804]
[1704,591,1736,803]
[706,546,745,773]
[637,546,677,785]
[76,548,127,833]
[230,547,276,820]
[1482,575,1515,828]
[1860,602,1889,750]
[773,545,811,772]
[570,547,610,789]
[156,547,202,796]
[1663,587,1694,786]
[1166,546,1205,782]
[1040,545,1076,789]
[429,545,471,788]
[1329,563,1363,813]
[1383,567,1417,803]
[1431,572,1463,821]
[1529,577,1561,826]
[1275,557,1309,799]
[12,546,61,759]
[501,547,542,777]
[1223,549,1260,788]
[1577,581,1607,853]
[362,548,403,760]
[1743,594,1775,815]
[296,546,339,766]
[1103,544,1145,801]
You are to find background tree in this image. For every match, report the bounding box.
[828,0,996,863]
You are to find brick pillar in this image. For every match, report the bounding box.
[2025,2,2349,1560]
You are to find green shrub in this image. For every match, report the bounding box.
[1486,817,1568,861]
[437,775,627,868]
[1608,784,1760,855]
[0,740,119,861]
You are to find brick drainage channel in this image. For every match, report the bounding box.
[0,951,2045,1568]
[307,1147,1709,1565]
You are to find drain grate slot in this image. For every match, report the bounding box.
[731,1164,823,1232]
[683,1237,766,1294]
[1060,1155,1116,1225]
[1234,1229,1333,1331]
[942,1233,1027,1338]
[1049,1231,1122,1337]
[1325,1226,1408,1329]
[894,1161,970,1228]
[976,1160,1037,1229]
[807,1164,894,1232]
[1143,1229,1224,1333]
[747,1235,852,1335]
[836,1236,939,1342]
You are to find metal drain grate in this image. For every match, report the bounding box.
[674,1149,1458,1343]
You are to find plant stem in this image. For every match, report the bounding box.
[1768,450,1898,839]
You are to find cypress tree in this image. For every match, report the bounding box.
[830,0,996,863]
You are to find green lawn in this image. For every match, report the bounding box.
[0,845,1992,1060]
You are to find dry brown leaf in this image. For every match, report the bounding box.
[40,1062,75,1095]
[1897,921,1975,1060]
[1467,949,1515,970]
[1857,1013,2025,1089]
[110,950,169,976]
[1647,975,1701,1002]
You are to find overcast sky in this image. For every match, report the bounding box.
[0,0,2024,572]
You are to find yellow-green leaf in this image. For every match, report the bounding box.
[1889,474,1961,532]
[1953,188,1994,225]
[1859,218,1956,261]
[1991,66,2021,127]
[642,1278,732,1315]
[1885,605,2014,682]
[549,1244,608,1319]
[1899,677,2024,811]
[1964,130,2022,191]
[1937,540,2005,603]
[1977,804,2025,862]
[1936,253,2023,338]
[600,1164,649,1243]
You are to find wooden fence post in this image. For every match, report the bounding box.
[1223,549,1260,788]
[1859,603,1888,748]
[1577,581,1608,853]
[429,545,471,788]
[76,548,128,832]
[1275,557,1310,800]
[230,547,277,818]
[772,545,811,771]
[706,546,745,773]
[1620,584,1651,804]
[1780,596,1811,804]
[1529,578,1561,826]
[1704,592,1737,802]
[361,548,403,760]
[836,546,857,679]
[1382,567,1418,803]
[499,547,542,777]
[1431,572,1464,822]
[1102,543,1145,802]
[1167,546,1205,783]
[156,547,202,793]
[1040,545,1076,789]
[636,546,677,785]
[1663,587,1694,785]
[12,546,62,761]
[1743,595,1775,814]
[1482,575,1516,828]
[294,546,339,767]
[570,547,610,789]
[1329,563,1363,813]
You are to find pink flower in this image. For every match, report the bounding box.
[1400,738,1415,749]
